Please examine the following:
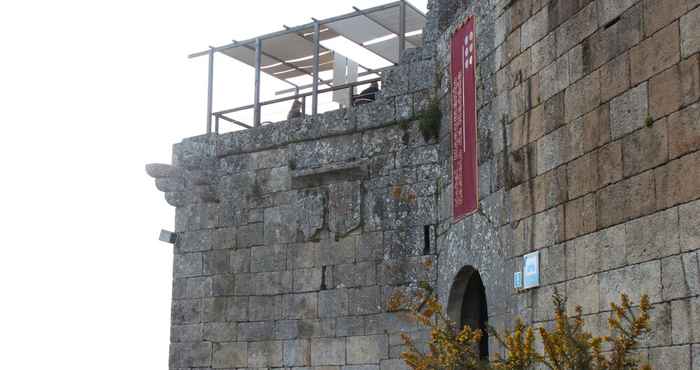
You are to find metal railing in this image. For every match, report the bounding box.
[196,0,414,134]
[212,77,383,133]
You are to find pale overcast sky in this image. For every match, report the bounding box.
[0,1,427,368]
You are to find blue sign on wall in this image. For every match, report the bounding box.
[514,271,523,289]
[523,251,540,289]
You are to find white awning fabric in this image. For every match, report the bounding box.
[216,1,426,84]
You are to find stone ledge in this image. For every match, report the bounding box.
[291,160,369,190]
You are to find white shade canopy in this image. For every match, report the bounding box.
[199,1,426,84]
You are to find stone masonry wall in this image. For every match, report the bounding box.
[148,0,700,368]
[429,0,700,368]
[149,44,441,369]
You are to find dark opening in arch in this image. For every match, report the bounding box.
[446,266,489,360]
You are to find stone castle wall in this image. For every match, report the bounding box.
[149,0,700,368]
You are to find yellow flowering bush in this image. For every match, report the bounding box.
[390,283,652,370]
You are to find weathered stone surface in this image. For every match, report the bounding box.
[503,27,522,66]
[539,243,567,284]
[348,286,382,315]
[248,295,282,321]
[381,358,410,370]
[669,103,700,159]
[671,299,692,344]
[568,150,598,198]
[337,316,366,337]
[581,104,611,152]
[681,6,700,58]
[173,276,211,300]
[248,340,283,368]
[522,6,548,50]
[662,255,690,301]
[567,43,585,83]
[530,33,557,75]
[170,342,212,368]
[680,54,700,107]
[283,292,318,319]
[597,140,622,186]
[567,275,599,314]
[597,0,636,26]
[507,175,536,216]
[655,150,700,209]
[622,120,668,177]
[535,125,569,174]
[251,244,286,273]
[365,312,417,335]
[624,170,657,220]
[565,193,597,240]
[311,338,346,365]
[238,320,274,341]
[693,298,700,343]
[319,236,356,266]
[599,52,630,102]
[299,318,335,338]
[649,65,682,120]
[649,345,691,370]
[179,230,215,253]
[333,262,377,288]
[610,82,648,140]
[146,163,182,178]
[171,324,202,343]
[203,322,237,342]
[236,222,263,248]
[287,242,319,269]
[643,0,687,36]
[625,208,680,264]
[292,134,362,170]
[630,22,681,85]
[584,4,641,71]
[564,69,600,122]
[682,251,700,296]
[230,248,250,274]
[283,339,311,367]
[264,190,324,244]
[531,206,564,249]
[211,274,235,296]
[539,56,570,102]
[347,335,389,364]
[510,0,532,28]
[528,166,567,215]
[556,2,597,56]
[293,267,323,292]
[174,253,203,278]
[599,260,662,310]
[596,180,626,226]
[329,181,362,236]
[680,199,700,252]
[225,296,247,321]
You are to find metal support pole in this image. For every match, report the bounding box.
[206,48,215,134]
[215,115,220,134]
[312,20,320,118]
[399,0,406,61]
[254,38,262,127]
[302,96,306,116]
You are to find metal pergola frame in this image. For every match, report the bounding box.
[189,0,425,133]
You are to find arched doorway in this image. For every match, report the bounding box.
[446,266,489,360]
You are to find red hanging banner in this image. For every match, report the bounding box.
[451,16,479,220]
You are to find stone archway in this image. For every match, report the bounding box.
[446,265,489,360]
